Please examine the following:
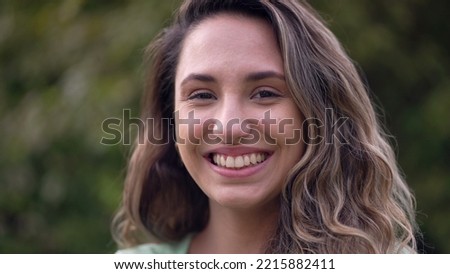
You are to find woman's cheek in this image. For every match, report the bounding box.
[175,109,204,145]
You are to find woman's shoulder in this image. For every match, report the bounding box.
[116,234,193,254]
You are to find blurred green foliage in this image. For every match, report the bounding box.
[0,0,448,253]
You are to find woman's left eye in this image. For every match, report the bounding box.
[252,89,281,99]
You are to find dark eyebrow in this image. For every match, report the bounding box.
[245,71,285,82]
[180,73,216,87]
[180,70,285,86]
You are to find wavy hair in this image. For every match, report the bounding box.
[112,0,418,253]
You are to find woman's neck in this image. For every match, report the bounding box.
[189,200,279,254]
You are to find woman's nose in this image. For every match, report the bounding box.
[212,98,255,145]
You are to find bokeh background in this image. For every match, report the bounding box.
[0,0,448,253]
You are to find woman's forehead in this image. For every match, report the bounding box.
[176,14,283,83]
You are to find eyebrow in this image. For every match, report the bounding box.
[180,70,285,86]
[180,73,216,86]
[245,71,285,82]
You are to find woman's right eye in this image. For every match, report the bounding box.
[187,90,216,101]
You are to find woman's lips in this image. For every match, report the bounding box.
[202,146,274,177]
[210,152,268,169]
[204,149,273,178]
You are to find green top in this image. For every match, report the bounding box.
[116,234,414,254]
[116,234,193,254]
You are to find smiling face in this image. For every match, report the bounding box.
[174,14,305,210]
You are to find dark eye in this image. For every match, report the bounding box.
[252,89,281,99]
[187,91,216,100]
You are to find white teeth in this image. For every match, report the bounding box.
[235,156,244,168]
[225,157,234,168]
[256,153,262,163]
[244,155,250,166]
[250,154,257,165]
[211,152,268,169]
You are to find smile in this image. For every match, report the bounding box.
[210,152,269,169]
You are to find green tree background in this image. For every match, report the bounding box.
[0,0,448,253]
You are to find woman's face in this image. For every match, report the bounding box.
[174,14,305,210]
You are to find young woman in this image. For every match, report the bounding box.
[112,0,418,253]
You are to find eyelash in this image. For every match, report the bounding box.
[187,90,216,100]
[251,89,281,99]
[186,88,282,101]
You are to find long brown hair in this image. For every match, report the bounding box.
[112,0,418,253]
